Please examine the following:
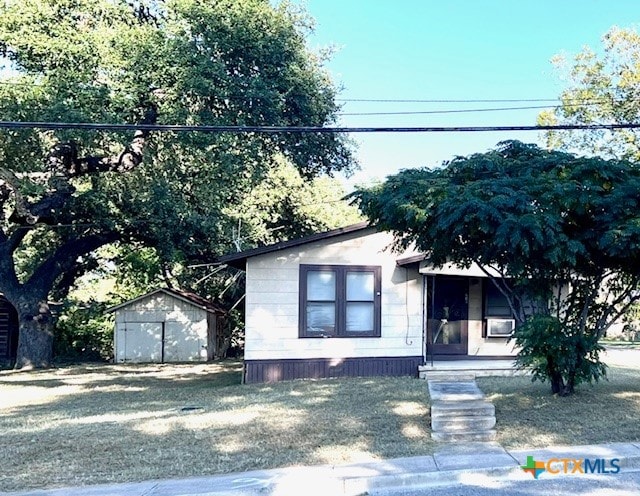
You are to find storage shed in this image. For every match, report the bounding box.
[109,288,225,363]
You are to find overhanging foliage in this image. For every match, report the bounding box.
[0,0,356,367]
[354,141,640,395]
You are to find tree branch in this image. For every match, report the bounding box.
[603,296,640,335]
[48,102,156,178]
[27,231,121,298]
[7,175,76,227]
[5,227,30,254]
[0,167,38,224]
[474,260,524,323]
[0,245,21,297]
[596,274,640,336]
[48,130,150,177]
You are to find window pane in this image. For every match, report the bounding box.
[306,303,335,334]
[346,272,374,301]
[486,284,512,317]
[346,302,374,332]
[307,271,336,300]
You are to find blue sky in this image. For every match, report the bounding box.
[298,0,640,187]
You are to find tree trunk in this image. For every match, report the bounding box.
[14,300,54,369]
[548,356,565,395]
[562,374,576,396]
[547,356,565,395]
[550,373,564,395]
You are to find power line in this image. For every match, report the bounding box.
[0,102,609,118]
[0,80,616,105]
[336,97,604,104]
[0,120,638,133]
[338,103,598,116]
[0,103,608,119]
[0,79,620,117]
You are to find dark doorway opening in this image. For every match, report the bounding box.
[426,276,469,356]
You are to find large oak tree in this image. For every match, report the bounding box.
[0,0,355,368]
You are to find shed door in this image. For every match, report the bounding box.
[117,322,163,362]
[164,321,202,361]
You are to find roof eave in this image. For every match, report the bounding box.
[106,288,225,314]
[217,221,372,271]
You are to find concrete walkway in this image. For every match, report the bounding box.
[428,378,497,442]
[3,442,640,496]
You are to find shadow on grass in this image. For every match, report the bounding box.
[477,366,640,449]
[0,364,434,492]
[0,360,244,390]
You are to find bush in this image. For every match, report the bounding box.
[513,315,607,396]
[54,300,113,362]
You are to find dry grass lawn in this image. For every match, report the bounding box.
[478,349,640,450]
[0,362,434,492]
[5,350,640,492]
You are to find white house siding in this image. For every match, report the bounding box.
[114,292,210,363]
[244,229,423,361]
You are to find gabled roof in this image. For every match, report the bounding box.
[218,222,372,270]
[107,287,226,314]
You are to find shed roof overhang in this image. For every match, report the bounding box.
[107,287,226,314]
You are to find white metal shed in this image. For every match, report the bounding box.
[108,288,225,363]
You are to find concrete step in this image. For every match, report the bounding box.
[431,429,497,443]
[431,400,495,418]
[421,371,476,381]
[431,415,496,432]
[427,381,485,402]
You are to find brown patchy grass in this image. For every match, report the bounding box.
[0,362,434,492]
[477,353,640,450]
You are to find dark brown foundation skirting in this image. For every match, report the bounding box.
[243,356,423,383]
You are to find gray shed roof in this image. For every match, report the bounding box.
[107,287,226,314]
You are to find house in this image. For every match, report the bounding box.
[0,296,19,366]
[108,287,225,363]
[219,222,517,383]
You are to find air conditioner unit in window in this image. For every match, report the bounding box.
[486,318,515,337]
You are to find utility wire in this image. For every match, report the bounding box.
[336,97,610,104]
[338,103,602,116]
[0,103,606,118]
[0,121,638,133]
[0,80,617,105]
[0,79,620,116]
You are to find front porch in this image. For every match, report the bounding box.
[418,359,527,380]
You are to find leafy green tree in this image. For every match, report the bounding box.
[227,156,363,247]
[354,141,640,395]
[55,299,113,362]
[47,156,360,362]
[539,26,640,160]
[0,0,354,368]
[513,315,606,396]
